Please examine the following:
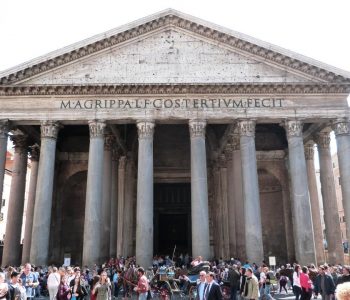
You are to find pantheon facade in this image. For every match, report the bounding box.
[0,10,350,268]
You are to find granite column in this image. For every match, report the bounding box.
[136,121,154,268]
[238,120,263,263]
[333,120,350,248]
[101,133,113,261]
[22,144,40,264]
[109,148,119,258]
[82,120,106,267]
[0,121,9,202]
[30,121,61,265]
[2,131,28,266]
[116,156,126,256]
[315,131,344,264]
[304,142,325,264]
[189,120,210,260]
[284,120,316,265]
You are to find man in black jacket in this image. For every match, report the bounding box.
[228,265,240,300]
[314,266,335,300]
[204,272,223,300]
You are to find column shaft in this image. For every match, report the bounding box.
[305,143,325,264]
[2,132,28,266]
[220,161,230,259]
[213,167,223,258]
[232,141,245,259]
[82,120,105,267]
[109,150,119,258]
[22,145,40,264]
[285,120,316,265]
[30,122,60,265]
[101,134,113,261]
[136,121,154,267]
[0,121,9,202]
[189,120,210,260]
[116,156,126,256]
[123,158,135,257]
[238,120,263,263]
[226,152,237,257]
[333,121,350,250]
[316,132,344,264]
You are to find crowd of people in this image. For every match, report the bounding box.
[1,255,350,300]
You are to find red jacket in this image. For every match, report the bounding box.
[300,272,312,291]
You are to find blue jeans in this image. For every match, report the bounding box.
[139,292,148,300]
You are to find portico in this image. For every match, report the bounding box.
[0,9,350,267]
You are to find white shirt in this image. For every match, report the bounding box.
[293,272,301,287]
[47,272,61,288]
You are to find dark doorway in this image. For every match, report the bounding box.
[154,183,191,256]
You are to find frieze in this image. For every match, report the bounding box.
[1,14,349,85]
[256,150,286,161]
[0,83,349,96]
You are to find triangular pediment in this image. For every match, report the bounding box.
[21,29,318,85]
[1,9,350,86]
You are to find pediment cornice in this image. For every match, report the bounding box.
[1,11,350,85]
[0,83,349,96]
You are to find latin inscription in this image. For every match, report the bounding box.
[59,98,283,110]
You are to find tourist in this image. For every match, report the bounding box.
[0,273,8,300]
[8,271,21,300]
[204,272,223,300]
[70,274,87,300]
[300,266,312,300]
[57,275,71,300]
[279,273,288,294]
[90,276,100,300]
[239,267,247,300]
[337,265,350,286]
[243,268,259,300]
[47,267,61,300]
[93,271,111,300]
[228,265,240,300]
[197,271,208,300]
[336,282,350,300]
[191,256,204,267]
[262,267,273,300]
[293,265,302,300]
[133,268,148,300]
[314,265,335,300]
[20,263,39,299]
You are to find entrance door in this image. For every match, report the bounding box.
[154,183,191,256]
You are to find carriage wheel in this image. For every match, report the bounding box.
[188,286,197,300]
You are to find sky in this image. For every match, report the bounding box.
[1,0,349,156]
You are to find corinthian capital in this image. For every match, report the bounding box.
[332,119,350,136]
[41,121,61,139]
[314,131,331,149]
[119,156,126,169]
[284,120,303,138]
[137,120,155,139]
[104,134,115,151]
[10,130,28,153]
[88,120,106,138]
[238,120,255,137]
[304,143,315,160]
[29,144,40,161]
[189,120,206,138]
[0,120,9,139]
